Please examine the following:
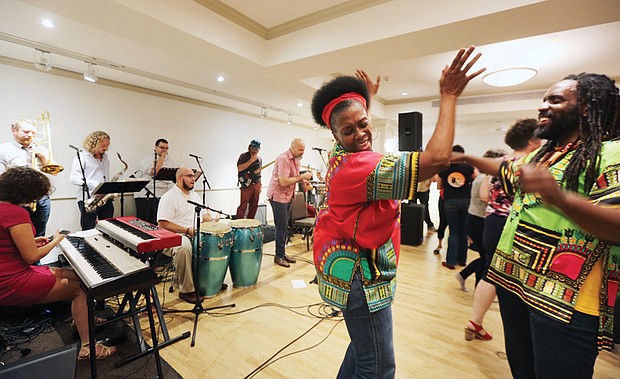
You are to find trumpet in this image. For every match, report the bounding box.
[32,111,64,175]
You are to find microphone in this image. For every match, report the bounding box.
[69,144,82,152]
[312,147,326,152]
[187,199,207,209]
[189,153,202,160]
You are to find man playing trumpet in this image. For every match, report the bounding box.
[0,119,54,237]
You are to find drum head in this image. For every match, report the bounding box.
[230,218,261,228]
[200,222,232,234]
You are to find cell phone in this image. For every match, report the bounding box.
[47,230,71,241]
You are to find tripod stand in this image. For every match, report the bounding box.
[162,157,235,346]
[186,201,235,346]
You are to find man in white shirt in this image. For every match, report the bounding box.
[157,167,218,304]
[69,131,113,230]
[135,138,175,224]
[0,119,52,236]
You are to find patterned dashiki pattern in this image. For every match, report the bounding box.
[313,144,419,312]
[487,140,620,350]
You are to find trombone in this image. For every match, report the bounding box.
[27,111,63,212]
[32,111,64,175]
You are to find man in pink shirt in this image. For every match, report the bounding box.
[267,138,313,267]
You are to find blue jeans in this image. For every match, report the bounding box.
[444,198,469,265]
[496,286,599,379]
[25,195,51,237]
[337,271,395,379]
[269,199,290,258]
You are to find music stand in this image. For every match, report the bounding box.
[154,168,201,184]
[91,180,150,217]
[154,167,178,184]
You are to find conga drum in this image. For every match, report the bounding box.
[195,222,232,298]
[229,219,263,288]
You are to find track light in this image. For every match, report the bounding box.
[83,62,97,83]
[260,107,267,119]
[287,114,293,125]
[33,49,52,72]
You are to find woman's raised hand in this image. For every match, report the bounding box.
[440,46,485,97]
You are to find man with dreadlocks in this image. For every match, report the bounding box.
[455,73,620,378]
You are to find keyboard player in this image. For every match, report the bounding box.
[157,167,220,304]
[0,166,116,360]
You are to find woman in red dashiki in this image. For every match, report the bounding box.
[310,47,485,378]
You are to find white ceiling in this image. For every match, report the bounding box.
[1,0,619,137]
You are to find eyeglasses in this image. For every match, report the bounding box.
[180,174,195,178]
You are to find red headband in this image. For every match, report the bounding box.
[321,92,367,128]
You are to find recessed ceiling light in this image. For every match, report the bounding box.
[482,67,537,87]
[217,76,224,82]
[401,91,408,96]
[297,102,303,107]
[41,19,54,28]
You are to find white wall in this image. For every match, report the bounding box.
[0,64,332,232]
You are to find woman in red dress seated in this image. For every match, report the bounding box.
[0,166,115,360]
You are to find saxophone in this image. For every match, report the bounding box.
[84,153,128,213]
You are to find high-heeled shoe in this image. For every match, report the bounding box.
[465,320,493,341]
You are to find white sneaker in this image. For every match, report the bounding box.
[455,272,469,292]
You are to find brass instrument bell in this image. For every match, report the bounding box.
[33,111,64,175]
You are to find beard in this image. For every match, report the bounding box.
[182,181,194,191]
[536,107,581,141]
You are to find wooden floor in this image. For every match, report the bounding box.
[138,231,619,378]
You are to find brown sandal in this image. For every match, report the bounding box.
[78,342,117,360]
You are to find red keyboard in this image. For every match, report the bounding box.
[97,216,181,253]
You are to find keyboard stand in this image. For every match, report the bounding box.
[111,252,190,368]
[113,287,190,368]
[85,285,163,379]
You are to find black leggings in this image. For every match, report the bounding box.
[436,197,447,240]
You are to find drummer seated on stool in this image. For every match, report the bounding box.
[156,167,222,304]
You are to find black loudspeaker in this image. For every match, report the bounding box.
[401,203,424,246]
[398,111,423,152]
[0,343,78,379]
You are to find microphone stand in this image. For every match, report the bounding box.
[192,154,211,206]
[75,148,90,227]
[161,201,235,347]
[315,149,328,170]
[193,200,235,346]
[150,152,157,223]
